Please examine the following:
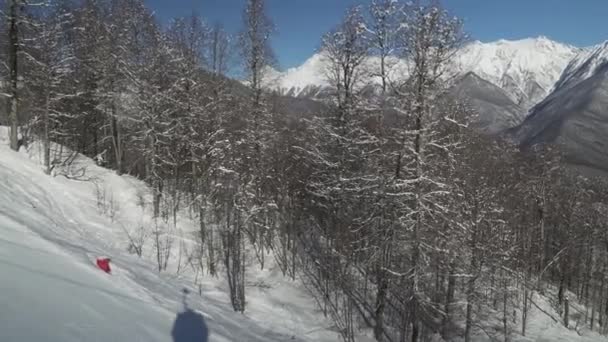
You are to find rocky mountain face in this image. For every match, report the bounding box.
[512,42,608,172]
[450,72,525,135]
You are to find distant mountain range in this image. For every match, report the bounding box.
[265,36,580,110]
[265,37,608,173]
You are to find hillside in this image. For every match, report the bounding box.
[450,72,526,134]
[2,129,608,341]
[0,128,339,342]
[513,41,608,172]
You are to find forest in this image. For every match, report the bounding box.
[1,1,608,341]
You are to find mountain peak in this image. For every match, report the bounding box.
[492,35,559,45]
[534,35,556,44]
[551,40,608,92]
[445,38,579,108]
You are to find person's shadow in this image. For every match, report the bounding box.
[171,288,209,342]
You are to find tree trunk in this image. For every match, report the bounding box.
[564,296,570,328]
[444,265,456,338]
[43,91,51,175]
[8,0,20,151]
[503,283,509,342]
[374,268,388,341]
[199,205,206,272]
[599,264,606,329]
[207,221,216,276]
[380,54,387,93]
[411,303,419,342]
[410,82,424,342]
[558,272,565,306]
[465,296,473,342]
[110,106,123,175]
[522,286,528,336]
[465,270,477,342]
[153,180,162,219]
[591,276,597,331]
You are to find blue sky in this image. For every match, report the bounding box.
[145,0,608,70]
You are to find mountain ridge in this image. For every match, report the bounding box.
[265,36,581,111]
[512,41,608,172]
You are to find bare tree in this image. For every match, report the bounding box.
[368,0,402,93]
[322,6,369,115]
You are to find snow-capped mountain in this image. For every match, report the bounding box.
[551,41,608,92]
[266,37,580,111]
[263,53,330,98]
[452,37,580,109]
[513,41,608,172]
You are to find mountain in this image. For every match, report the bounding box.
[512,41,608,172]
[452,37,580,110]
[267,37,580,111]
[450,72,526,134]
[263,54,330,98]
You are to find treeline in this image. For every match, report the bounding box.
[2,1,608,341]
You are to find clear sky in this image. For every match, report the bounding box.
[144,0,608,70]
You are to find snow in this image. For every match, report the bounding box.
[266,37,579,109]
[264,53,330,93]
[0,128,339,342]
[0,216,174,341]
[510,291,606,342]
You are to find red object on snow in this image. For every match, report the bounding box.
[96,257,112,274]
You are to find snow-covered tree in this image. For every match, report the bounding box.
[322,6,369,114]
[390,3,465,340]
[368,0,402,93]
[20,1,77,174]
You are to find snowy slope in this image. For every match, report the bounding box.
[0,128,339,342]
[267,37,578,111]
[0,214,174,342]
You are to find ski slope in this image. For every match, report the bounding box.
[0,214,174,341]
[0,129,339,342]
